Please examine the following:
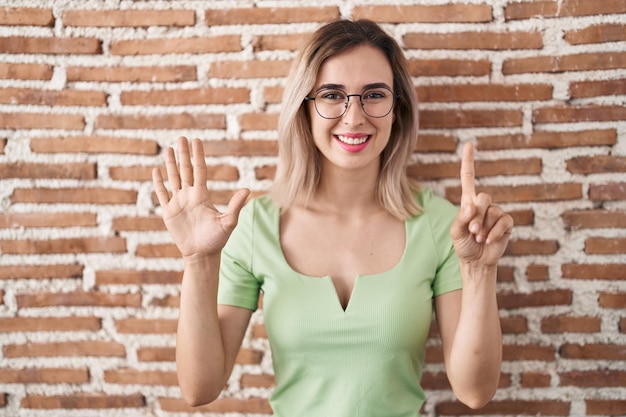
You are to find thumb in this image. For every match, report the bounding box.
[450,203,475,241]
[222,188,251,230]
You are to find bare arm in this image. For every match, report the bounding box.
[153,137,252,405]
[440,143,513,409]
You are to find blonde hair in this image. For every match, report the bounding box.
[270,19,421,219]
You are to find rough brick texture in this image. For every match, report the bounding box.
[0,1,624,416]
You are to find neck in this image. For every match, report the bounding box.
[309,161,381,216]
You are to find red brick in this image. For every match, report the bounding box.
[353,4,492,23]
[501,316,528,334]
[497,289,573,309]
[415,134,457,153]
[115,318,176,334]
[408,59,491,77]
[563,209,626,229]
[0,368,89,384]
[135,243,180,258]
[0,316,100,332]
[159,396,272,414]
[118,164,238,183]
[0,7,54,26]
[210,60,291,79]
[239,113,280,131]
[31,136,159,155]
[110,35,241,55]
[4,341,126,358]
[0,212,96,228]
[565,24,626,45]
[96,113,225,130]
[0,36,101,54]
[526,264,549,282]
[96,269,180,285]
[0,63,52,80]
[505,0,626,20]
[137,347,175,362]
[497,266,515,283]
[504,52,626,74]
[521,372,551,388]
[542,316,601,333]
[509,209,534,226]
[0,87,106,106]
[67,65,196,83]
[589,182,626,201]
[585,237,626,254]
[22,394,144,409]
[16,291,140,308]
[477,129,616,150]
[534,105,626,124]
[11,187,137,204]
[236,348,264,365]
[121,87,249,105]
[252,34,310,52]
[204,139,277,157]
[559,370,626,387]
[105,369,178,386]
[404,31,542,50]
[417,84,551,102]
[587,400,626,416]
[0,112,84,129]
[240,373,275,388]
[504,344,556,361]
[570,78,626,98]
[506,239,559,256]
[1,237,126,255]
[598,291,626,309]
[419,109,523,129]
[150,294,179,308]
[0,162,96,179]
[567,155,626,174]
[446,183,582,204]
[560,343,626,360]
[206,6,338,25]
[63,9,194,27]
[111,216,167,232]
[420,371,451,390]
[562,263,626,280]
[0,264,83,280]
[437,400,570,416]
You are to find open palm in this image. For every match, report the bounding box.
[152,137,249,258]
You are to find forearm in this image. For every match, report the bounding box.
[176,254,227,405]
[448,262,502,409]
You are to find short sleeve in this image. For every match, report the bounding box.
[218,199,261,311]
[420,190,463,297]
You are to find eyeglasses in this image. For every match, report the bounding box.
[304,87,400,119]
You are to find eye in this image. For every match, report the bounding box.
[362,89,388,101]
[318,90,346,101]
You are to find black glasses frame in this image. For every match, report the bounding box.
[304,87,401,119]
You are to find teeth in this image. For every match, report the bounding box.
[337,135,369,145]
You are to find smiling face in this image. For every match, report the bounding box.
[307,44,396,176]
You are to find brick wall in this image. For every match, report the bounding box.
[0,0,624,416]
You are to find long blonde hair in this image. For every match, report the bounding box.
[270,19,421,219]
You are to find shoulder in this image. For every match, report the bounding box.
[414,188,458,221]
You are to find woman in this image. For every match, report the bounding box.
[153,19,513,417]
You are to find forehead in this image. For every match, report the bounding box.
[315,44,393,89]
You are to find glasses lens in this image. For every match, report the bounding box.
[314,89,347,119]
[361,88,394,118]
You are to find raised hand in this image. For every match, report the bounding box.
[152,137,250,259]
[450,143,513,266]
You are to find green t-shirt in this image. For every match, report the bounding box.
[218,189,462,417]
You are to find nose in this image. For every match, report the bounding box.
[342,95,366,124]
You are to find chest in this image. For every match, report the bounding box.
[279,210,406,309]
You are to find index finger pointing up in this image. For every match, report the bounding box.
[460,142,477,207]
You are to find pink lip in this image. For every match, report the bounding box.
[334,133,371,153]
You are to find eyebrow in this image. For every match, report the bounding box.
[315,82,393,93]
